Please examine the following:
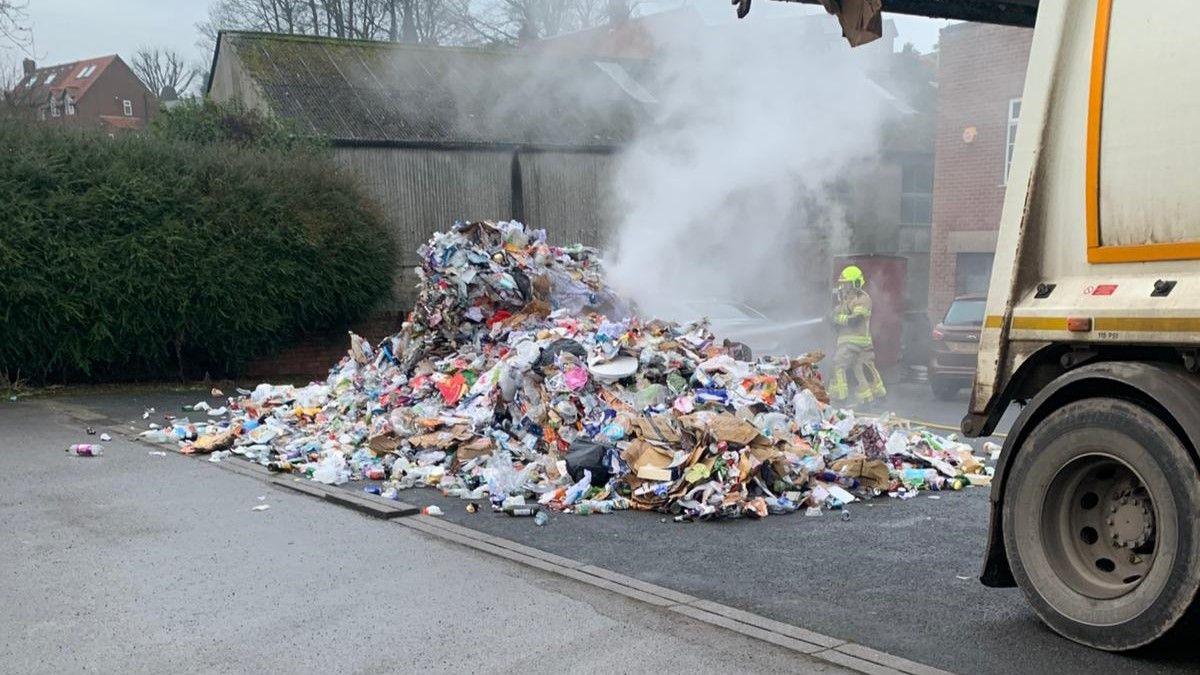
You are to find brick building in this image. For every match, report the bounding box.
[928,22,1033,322]
[7,55,157,132]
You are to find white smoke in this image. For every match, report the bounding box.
[606,12,895,321]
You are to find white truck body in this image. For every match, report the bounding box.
[970,0,1200,427]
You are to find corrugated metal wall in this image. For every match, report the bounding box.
[519,152,616,249]
[334,145,618,309]
[334,146,513,308]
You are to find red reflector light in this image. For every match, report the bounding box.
[1067,317,1093,332]
[931,329,945,341]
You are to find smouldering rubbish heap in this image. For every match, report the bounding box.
[149,221,993,521]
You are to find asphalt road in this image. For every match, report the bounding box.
[33,380,1200,673]
[0,399,844,674]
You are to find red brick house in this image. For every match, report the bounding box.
[928,22,1033,322]
[7,55,157,132]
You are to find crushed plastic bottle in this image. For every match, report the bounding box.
[534,510,549,526]
[67,444,103,457]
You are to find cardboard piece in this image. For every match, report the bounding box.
[453,436,494,469]
[832,457,892,490]
[186,424,240,454]
[683,412,760,446]
[368,431,403,454]
[634,415,681,444]
[409,425,473,449]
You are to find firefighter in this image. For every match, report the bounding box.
[830,265,886,404]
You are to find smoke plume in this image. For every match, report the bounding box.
[606,13,894,320]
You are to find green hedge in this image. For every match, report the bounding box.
[0,116,396,382]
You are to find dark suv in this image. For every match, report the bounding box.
[929,295,985,399]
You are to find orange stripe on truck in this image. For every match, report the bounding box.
[986,314,1200,333]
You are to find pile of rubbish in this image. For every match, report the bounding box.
[146,221,992,521]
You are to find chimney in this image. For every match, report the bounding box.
[22,58,36,76]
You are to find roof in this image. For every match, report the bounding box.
[10,55,120,103]
[211,31,650,148]
[775,0,1037,27]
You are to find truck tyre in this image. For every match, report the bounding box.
[1003,398,1200,650]
[930,376,959,400]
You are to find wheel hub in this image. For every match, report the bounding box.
[1106,488,1154,549]
[1041,456,1159,599]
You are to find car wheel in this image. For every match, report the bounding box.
[930,376,960,400]
[1003,398,1200,650]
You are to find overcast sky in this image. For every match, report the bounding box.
[9,0,950,69]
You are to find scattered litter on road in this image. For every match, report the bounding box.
[67,443,103,457]
[85,427,96,435]
[143,222,992,523]
[422,505,444,516]
[211,388,224,397]
[147,450,167,457]
[99,433,112,442]
[252,504,270,511]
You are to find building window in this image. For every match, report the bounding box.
[77,65,96,78]
[65,94,76,116]
[122,99,133,116]
[955,252,995,296]
[1005,98,1021,182]
[44,73,56,85]
[900,160,933,227]
[49,95,60,117]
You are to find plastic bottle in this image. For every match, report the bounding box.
[67,444,103,457]
[504,504,541,517]
[534,510,549,526]
[364,466,387,480]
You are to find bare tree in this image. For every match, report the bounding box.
[197,0,513,48]
[445,0,636,45]
[0,0,31,52]
[0,56,37,118]
[132,47,202,98]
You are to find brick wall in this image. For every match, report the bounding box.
[243,312,406,380]
[928,23,1033,321]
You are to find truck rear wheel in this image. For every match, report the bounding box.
[1002,398,1200,650]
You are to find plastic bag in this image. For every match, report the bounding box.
[793,389,823,427]
[564,439,613,486]
[311,452,349,485]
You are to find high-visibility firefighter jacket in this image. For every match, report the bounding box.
[834,288,873,347]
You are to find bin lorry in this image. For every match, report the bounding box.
[776,0,1200,651]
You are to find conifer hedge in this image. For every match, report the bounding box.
[0,111,395,382]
